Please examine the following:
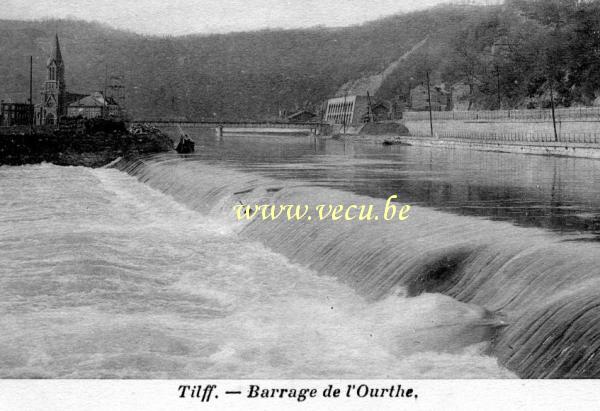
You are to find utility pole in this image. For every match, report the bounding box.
[103,65,108,118]
[426,71,434,137]
[408,77,414,109]
[550,81,558,142]
[342,92,347,134]
[496,65,501,109]
[367,91,374,122]
[29,55,33,131]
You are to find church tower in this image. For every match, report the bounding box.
[41,34,66,125]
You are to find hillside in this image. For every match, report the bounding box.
[0,14,435,120]
[1,1,599,120]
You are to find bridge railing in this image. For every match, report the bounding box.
[135,120,325,129]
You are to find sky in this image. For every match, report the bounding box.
[2,0,456,36]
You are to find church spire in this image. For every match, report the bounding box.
[48,34,63,66]
[41,33,66,125]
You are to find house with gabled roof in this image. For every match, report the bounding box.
[67,92,120,119]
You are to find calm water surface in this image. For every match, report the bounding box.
[188,133,600,236]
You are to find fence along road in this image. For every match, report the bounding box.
[403,107,600,144]
[403,107,600,121]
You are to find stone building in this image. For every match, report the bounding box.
[67,92,121,119]
[370,101,392,121]
[286,110,317,123]
[1,102,33,127]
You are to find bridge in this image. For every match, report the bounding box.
[135,120,330,136]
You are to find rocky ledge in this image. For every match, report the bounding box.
[0,120,173,168]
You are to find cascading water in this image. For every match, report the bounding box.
[0,162,515,379]
[116,154,600,378]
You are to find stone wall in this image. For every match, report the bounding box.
[399,137,600,160]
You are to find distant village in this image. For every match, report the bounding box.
[0,35,122,128]
[315,83,452,127]
[1,31,592,132]
[0,33,458,130]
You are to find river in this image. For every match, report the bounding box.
[1,132,599,378]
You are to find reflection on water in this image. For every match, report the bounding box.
[179,131,600,236]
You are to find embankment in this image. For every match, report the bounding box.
[404,119,600,144]
[0,124,173,167]
[334,122,410,142]
[395,137,600,159]
[338,118,600,158]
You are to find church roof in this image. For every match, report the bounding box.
[47,34,63,66]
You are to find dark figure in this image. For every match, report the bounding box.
[176,134,195,153]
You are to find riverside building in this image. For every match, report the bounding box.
[323,95,370,126]
[35,35,121,125]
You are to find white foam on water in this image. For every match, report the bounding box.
[0,164,514,378]
[115,156,600,378]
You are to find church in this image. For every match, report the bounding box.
[36,35,67,125]
[35,35,120,125]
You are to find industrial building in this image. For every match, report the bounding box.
[323,95,370,126]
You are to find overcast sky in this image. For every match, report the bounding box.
[2,0,454,35]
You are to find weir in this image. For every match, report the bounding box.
[116,154,600,378]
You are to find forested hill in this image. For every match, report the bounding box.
[1,0,599,120]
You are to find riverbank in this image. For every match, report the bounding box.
[0,122,173,167]
[404,119,600,144]
[337,133,600,159]
[384,137,600,159]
